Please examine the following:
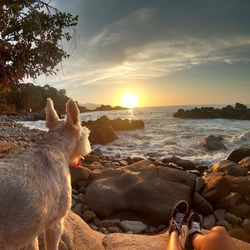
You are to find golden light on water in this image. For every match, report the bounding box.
[120,93,139,108]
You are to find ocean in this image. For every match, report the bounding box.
[20,105,250,166]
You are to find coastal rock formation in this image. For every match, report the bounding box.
[173,103,250,120]
[86,160,196,225]
[227,145,250,163]
[211,160,248,176]
[82,116,144,145]
[202,135,226,151]
[82,116,118,145]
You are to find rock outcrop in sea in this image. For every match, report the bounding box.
[173,103,250,120]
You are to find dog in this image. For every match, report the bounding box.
[0,98,91,249]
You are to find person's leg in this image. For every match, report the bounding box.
[166,200,189,250]
[192,226,236,250]
[166,231,183,250]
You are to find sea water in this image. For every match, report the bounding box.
[20,105,250,166]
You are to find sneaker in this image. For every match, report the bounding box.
[185,212,202,250]
[168,200,189,235]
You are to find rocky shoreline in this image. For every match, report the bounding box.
[0,115,250,244]
[174,103,250,120]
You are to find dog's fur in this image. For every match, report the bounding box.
[0,99,91,249]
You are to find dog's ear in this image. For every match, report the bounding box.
[66,99,80,127]
[46,98,59,129]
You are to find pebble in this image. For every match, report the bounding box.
[99,219,120,228]
[216,220,232,231]
[242,219,250,233]
[156,224,167,233]
[225,212,242,225]
[82,210,96,222]
[78,193,86,203]
[72,203,83,217]
[203,214,216,230]
[214,209,225,221]
[119,220,147,233]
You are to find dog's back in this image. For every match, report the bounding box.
[0,99,90,249]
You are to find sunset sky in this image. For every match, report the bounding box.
[36,0,250,107]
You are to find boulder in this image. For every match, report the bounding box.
[202,135,226,151]
[228,203,250,219]
[215,192,241,209]
[38,210,104,250]
[239,156,250,169]
[70,166,91,186]
[192,192,213,215]
[162,156,196,170]
[0,141,20,158]
[211,160,248,176]
[227,145,250,163]
[86,160,196,225]
[82,116,117,145]
[202,173,232,203]
[229,176,250,195]
[109,118,144,131]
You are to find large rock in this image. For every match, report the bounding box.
[38,210,104,250]
[162,156,196,170]
[82,116,117,145]
[70,166,91,186]
[202,135,226,151]
[215,192,241,209]
[211,160,248,176]
[239,156,250,169]
[228,203,250,219]
[192,192,213,215]
[229,176,250,195]
[0,141,20,158]
[202,173,232,203]
[227,145,250,163]
[229,228,250,243]
[86,160,196,225]
[109,118,144,131]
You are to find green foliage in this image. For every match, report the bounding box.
[0,0,78,86]
[6,83,69,114]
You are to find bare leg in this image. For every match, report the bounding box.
[192,226,236,250]
[45,219,64,250]
[166,231,183,250]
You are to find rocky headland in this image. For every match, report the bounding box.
[1,115,250,249]
[174,103,250,120]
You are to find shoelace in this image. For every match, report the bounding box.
[174,212,186,233]
[188,221,201,235]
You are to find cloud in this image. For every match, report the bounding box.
[38,0,250,87]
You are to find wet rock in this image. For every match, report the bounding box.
[193,192,213,215]
[82,116,117,145]
[215,192,241,209]
[119,220,147,233]
[230,176,250,195]
[203,214,216,230]
[228,203,250,219]
[202,173,232,203]
[162,156,196,170]
[239,156,250,169]
[211,160,248,176]
[202,135,226,151]
[227,145,250,163]
[109,118,144,131]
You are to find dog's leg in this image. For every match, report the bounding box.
[45,219,64,250]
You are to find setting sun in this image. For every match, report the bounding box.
[121,93,139,109]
